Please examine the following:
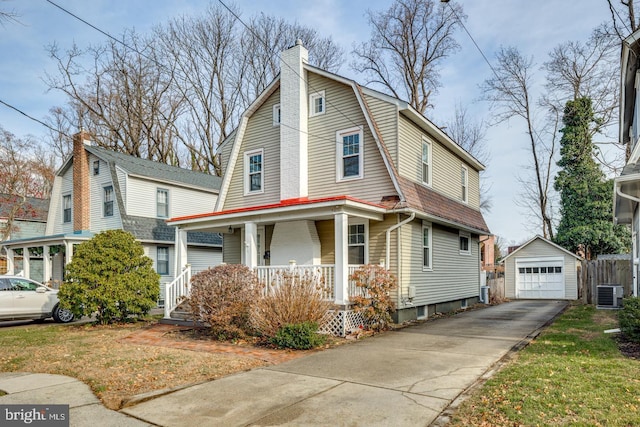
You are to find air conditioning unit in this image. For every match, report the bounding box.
[597,285,624,309]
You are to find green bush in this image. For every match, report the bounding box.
[58,230,160,324]
[619,296,640,342]
[349,264,397,332]
[270,321,326,349]
[186,264,260,339]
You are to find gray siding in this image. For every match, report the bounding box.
[89,154,122,232]
[188,247,223,273]
[399,220,479,307]
[52,166,74,235]
[222,230,241,264]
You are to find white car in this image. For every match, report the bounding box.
[0,276,75,323]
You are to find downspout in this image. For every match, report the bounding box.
[385,211,415,308]
[616,183,640,297]
[478,236,491,302]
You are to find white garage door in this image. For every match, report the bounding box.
[516,257,565,299]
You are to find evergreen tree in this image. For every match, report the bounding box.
[554,97,630,259]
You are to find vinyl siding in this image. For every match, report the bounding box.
[316,220,335,264]
[218,135,235,176]
[399,221,479,307]
[363,94,399,166]
[223,89,281,210]
[223,230,241,264]
[369,214,398,272]
[52,166,74,235]
[307,74,397,203]
[504,239,579,299]
[188,247,223,274]
[398,115,481,209]
[89,154,122,232]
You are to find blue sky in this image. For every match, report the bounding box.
[0,0,616,246]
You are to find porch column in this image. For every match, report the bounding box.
[334,212,349,305]
[244,222,258,269]
[43,245,51,283]
[6,248,14,275]
[64,242,74,266]
[174,227,188,275]
[22,246,30,278]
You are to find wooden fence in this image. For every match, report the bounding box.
[577,258,632,304]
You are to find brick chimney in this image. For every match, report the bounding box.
[279,39,309,201]
[72,130,91,232]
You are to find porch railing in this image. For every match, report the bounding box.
[256,264,336,300]
[163,264,191,319]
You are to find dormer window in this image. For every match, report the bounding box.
[310,91,325,116]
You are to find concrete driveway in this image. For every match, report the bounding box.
[122,300,568,427]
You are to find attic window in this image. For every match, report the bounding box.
[310,91,325,116]
[273,104,281,126]
[93,160,100,175]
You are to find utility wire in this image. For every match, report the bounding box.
[0,99,70,138]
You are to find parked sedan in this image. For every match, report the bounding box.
[0,276,74,323]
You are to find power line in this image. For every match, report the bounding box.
[0,99,70,138]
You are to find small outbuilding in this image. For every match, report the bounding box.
[503,235,582,300]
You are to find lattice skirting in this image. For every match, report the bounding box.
[319,308,366,337]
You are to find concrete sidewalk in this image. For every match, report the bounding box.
[0,300,568,427]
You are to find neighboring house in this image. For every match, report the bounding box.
[614,28,640,298]
[502,235,582,300]
[166,40,490,331]
[2,131,223,297]
[0,195,49,274]
[480,235,496,271]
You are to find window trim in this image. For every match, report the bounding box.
[244,149,264,195]
[461,165,469,203]
[103,185,114,217]
[156,246,169,276]
[273,104,281,126]
[422,138,432,186]
[309,90,325,117]
[157,188,169,218]
[459,231,471,256]
[422,222,432,271]
[347,220,368,265]
[336,126,364,182]
[62,194,72,223]
[93,160,100,175]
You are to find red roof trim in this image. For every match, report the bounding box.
[168,195,387,222]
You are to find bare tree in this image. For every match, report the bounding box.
[352,0,465,113]
[607,0,640,39]
[0,0,19,27]
[482,46,556,239]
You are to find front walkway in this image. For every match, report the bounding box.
[122,300,568,426]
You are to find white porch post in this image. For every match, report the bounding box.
[6,248,14,274]
[22,246,30,278]
[42,245,51,283]
[64,242,74,266]
[174,227,188,275]
[334,212,349,305]
[244,222,258,269]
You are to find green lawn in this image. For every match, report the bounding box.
[450,304,640,426]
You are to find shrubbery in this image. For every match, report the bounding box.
[58,230,160,324]
[350,264,397,331]
[185,264,260,339]
[252,270,333,338]
[619,297,640,342]
[270,321,327,349]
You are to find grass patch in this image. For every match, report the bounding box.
[0,321,266,409]
[450,304,640,426]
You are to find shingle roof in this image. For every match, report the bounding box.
[0,194,49,221]
[122,215,222,246]
[86,145,222,190]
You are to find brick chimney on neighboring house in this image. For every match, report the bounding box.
[72,130,91,232]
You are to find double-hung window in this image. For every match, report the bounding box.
[337,127,363,181]
[244,149,264,194]
[157,246,169,275]
[63,194,72,223]
[103,185,114,217]
[423,222,432,270]
[348,223,366,265]
[461,165,468,203]
[273,104,281,126]
[459,231,471,255]
[422,139,432,186]
[310,91,325,116]
[157,189,169,218]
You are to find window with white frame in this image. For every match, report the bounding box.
[157,188,169,218]
[422,138,432,186]
[461,165,468,203]
[63,194,71,223]
[459,231,471,255]
[348,223,366,265]
[336,127,363,181]
[157,246,169,275]
[244,149,264,194]
[310,91,325,116]
[423,222,432,269]
[93,160,100,175]
[273,104,281,126]
[103,185,114,217]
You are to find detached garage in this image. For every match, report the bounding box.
[503,235,582,300]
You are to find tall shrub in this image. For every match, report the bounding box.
[185,264,260,338]
[350,264,397,331]
[619,297,640,343]
[58,230,159,324]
